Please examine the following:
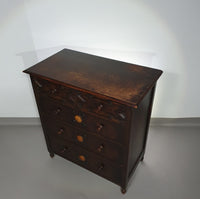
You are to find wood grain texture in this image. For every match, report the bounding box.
[24,48,162,107]
[31,76,131,122]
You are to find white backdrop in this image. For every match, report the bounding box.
[0,0,199,117]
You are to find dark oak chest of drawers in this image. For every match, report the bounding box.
[23,49,162,193]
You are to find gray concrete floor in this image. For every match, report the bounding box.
[0,124,200,199]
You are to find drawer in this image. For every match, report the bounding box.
[45,119,124,164]
[32,76,130,121]
[86,96,130,121]
[39,97,127,144]
[32,76,68,101]
[49,137,122,185]
[32,76,91,109]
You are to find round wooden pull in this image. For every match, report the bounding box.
[77,94,86,102]
[78,155,86,162]
[57,128,64,135]
[97,144,104,152]
[77,135,84,142]
[74,115,82,123]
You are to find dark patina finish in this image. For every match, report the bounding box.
[23,48,162,193]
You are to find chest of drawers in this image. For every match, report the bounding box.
[23,48,162,193]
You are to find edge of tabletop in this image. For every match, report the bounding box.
[22,70,163,109]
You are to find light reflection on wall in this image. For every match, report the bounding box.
[0,0,188,117]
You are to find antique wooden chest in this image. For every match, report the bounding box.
[23,48,162,193]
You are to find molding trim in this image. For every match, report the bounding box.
[0,118,41,126]
[150,118,200,127]
[0,117,199,127]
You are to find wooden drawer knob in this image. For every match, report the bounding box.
[77,135,84,142]
[97,124,103,132]
[78,155,86,162]
[77,94,86,102]
[69,96,76,103]
[60,147,68,153]
[96,104,103,112]
[98,163,104,171]
[74,115,82,123]
[34,80,42,88]
[57,128,64,135]
[118,113,126,119]
[51,88,57,94]
[97,144,104,152]
[55,108,61,115]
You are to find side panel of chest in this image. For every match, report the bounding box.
[127,86,155,182]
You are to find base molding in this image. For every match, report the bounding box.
[0,118,40,126]
[0,117,199,127]
[150,118,200,127]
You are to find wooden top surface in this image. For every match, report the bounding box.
[24,48,162,107]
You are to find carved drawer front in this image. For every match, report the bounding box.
[39,97,126,143]
[45,119,124,164]
[32,77,68,101]
[32,77,130,122]
[86,96,130,121]
[49,137,122,185]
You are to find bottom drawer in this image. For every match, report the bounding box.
[49,136,122,185]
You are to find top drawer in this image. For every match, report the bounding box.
[31,76,130,122]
